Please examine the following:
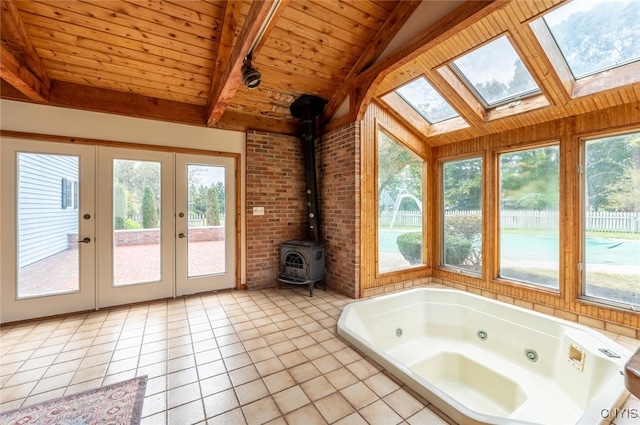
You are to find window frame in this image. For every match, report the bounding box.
[439,155,484,275]
[375,127,428,277]
[494,142,562,292]
[579,129,640,310]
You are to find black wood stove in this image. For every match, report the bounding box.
[278,95,327,296]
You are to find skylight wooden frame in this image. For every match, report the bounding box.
[530,8,640,102]
[448,35,543,110]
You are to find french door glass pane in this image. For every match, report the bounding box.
[377,131,424,273]
[499,146,560,289]
[584,134,640,306]
[17,153,80,298]
[442,158,482,272]
[113,159,161,286]
[187,164,226,277]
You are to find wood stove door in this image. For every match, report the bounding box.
[175,154,237,295]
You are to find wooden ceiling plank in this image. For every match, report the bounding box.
[119,0,222,35]
[164,0,225,20]
[0,0,50,100]
[42,58,207,100]
[265,27,359,67]
[258,43,351,76]
[311,0,384,31]
[206,0,282,126]
[30,33,211,86]
[23,18,213,75]
[0,45,48,102]
[20,1,214,60]
[281,4,374,48]
[72,0,218,49]
[324,0,422,121]
[353,0,512,121]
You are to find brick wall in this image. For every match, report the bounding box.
[246,131,307,290]
[318,122,360,298]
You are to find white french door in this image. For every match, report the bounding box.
[1,139,96,322]
[1,140,239,323]
[175,154,236,295]
[96,147,175,307]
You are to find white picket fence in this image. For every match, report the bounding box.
[381,210,640,233]
[129,213,225,228]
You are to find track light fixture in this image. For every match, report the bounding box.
[241,54,261,89]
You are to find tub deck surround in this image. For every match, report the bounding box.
[625,349,640,398]
[337,287,631,425]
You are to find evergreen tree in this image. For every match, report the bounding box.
[142,186,159,228]
[206,185,221,226]
[114,183,128,230]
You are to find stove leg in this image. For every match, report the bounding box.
[308,282,314,297]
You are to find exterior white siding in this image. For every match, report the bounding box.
[18,153,79,267]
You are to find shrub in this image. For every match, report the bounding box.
[396,232,422,264]
[124,218,142,230]
[444,215,482,268]
[444,235,472,266]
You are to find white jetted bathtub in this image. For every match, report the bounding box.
[337,288,630,425]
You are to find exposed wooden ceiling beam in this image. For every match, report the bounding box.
[43,81,297,135]
[206,0,284,126]
[0,45,48,102]
[322,0,422,123]
[0,0,50,101]
[49,81,207,126]
[209,1,243,101]
[352,0,512,121]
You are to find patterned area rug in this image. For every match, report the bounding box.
[0,375,147,425]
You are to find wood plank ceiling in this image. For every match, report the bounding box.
[2,0,639,145]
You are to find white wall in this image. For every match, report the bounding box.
[0,99,248,285]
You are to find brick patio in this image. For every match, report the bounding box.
[18,241,225,298]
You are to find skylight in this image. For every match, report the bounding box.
[542,0,640,79]
[450,36,540,108]
[395,77,459,124]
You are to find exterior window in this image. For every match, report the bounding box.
[584,132,640,307]
[377,131,424,273]
[442,157,482,272]
[396,77,459,124]
[450,36,540,108]
[499,146,560,289]
[542,0,640,79]
[61,177,76,210]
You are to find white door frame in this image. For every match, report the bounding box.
[175,154,237,295]
[96,147,175,308]
[1,138,96,322]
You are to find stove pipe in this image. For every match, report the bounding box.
[290,95,326,242]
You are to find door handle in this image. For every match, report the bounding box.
[78,237,91,243]
[178,233,186,238]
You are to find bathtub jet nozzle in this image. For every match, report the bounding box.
[525,349,539,362]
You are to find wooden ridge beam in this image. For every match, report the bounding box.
[206,0,284,126]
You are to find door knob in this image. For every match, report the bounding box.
[78,237,91,243]
[178,233,186,238]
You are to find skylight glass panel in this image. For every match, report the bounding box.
[542,0,640,79]
[451,36,540,107]
[395,77,459,124]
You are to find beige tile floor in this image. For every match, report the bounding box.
[0,285,638,425]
